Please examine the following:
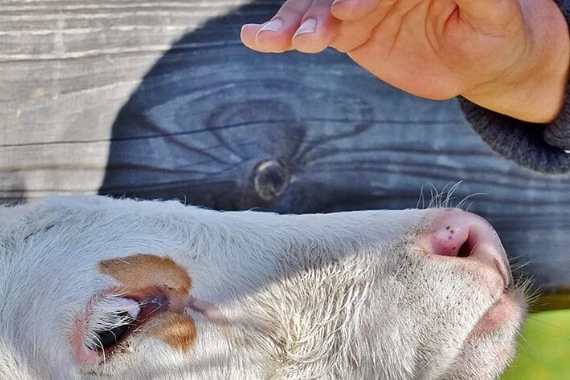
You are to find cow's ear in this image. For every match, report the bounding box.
[71,254,195,368]
[71,253,228,368]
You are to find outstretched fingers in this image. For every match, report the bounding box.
[241,0,341,53]
[240,0,393,54]
[241,0,313,53]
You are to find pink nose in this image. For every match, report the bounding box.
[420,210,513,289]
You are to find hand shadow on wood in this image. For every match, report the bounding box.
[97,0,473,214]
[0,11,568,379]
[98,0,570,291]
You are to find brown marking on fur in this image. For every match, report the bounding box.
[148,312,197,352]
[98,254,198,351]
[98,254,192,306]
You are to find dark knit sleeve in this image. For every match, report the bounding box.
[458,0,570,174]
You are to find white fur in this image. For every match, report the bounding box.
[0,195,526,379]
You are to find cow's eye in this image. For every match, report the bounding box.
[90,311,136,351]
[86,297,141,352]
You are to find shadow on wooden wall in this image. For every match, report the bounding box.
[98,1,570,300]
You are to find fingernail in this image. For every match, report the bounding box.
[294,18,317,37]
[259,18,283,32]
[241,23,258,35]
[332,0,349,5]
[242,23,258,30]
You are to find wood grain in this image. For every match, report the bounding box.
[0,0,249,200]
[1,0,570,300]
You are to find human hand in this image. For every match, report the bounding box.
[241,0,570,123]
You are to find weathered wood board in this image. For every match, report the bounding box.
[1,0,570,305]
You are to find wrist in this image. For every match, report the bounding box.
[462,0,570,123]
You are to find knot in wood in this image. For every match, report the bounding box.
[253,159,289,201]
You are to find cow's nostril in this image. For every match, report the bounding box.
[457,238,473,258]
[420,210,513,289]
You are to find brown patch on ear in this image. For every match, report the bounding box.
[99,254,200,352]
[99,254,192,306]
[149,312,197,352]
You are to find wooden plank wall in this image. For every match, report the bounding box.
[0,0,243,200]
[1,0,570,302]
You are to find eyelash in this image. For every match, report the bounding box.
[83,290,169,357]
[87,310,137,352]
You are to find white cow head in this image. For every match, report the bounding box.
[0,196,526,379]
